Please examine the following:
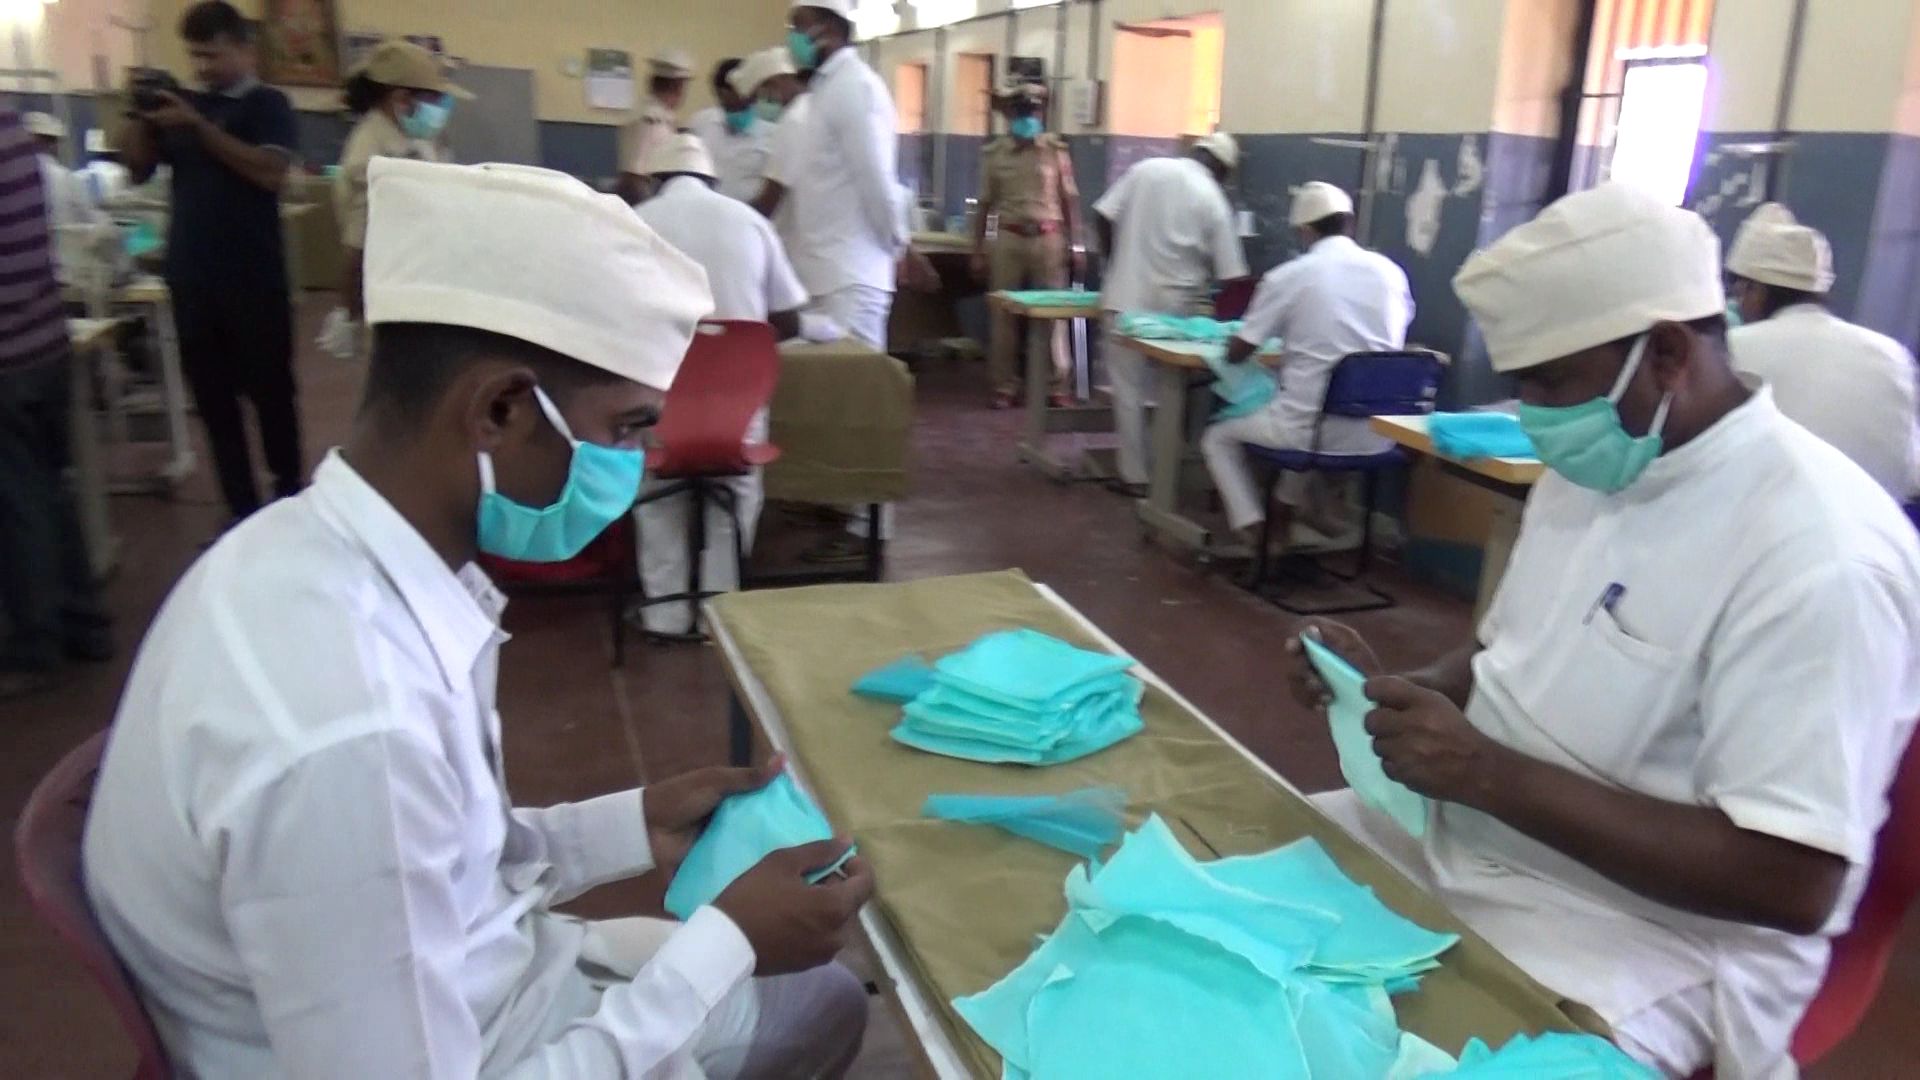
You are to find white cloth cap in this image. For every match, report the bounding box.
[1194,132,1238,170]
[1726,202,1834,293]
[730,48,796,98]
[642,132,716,179]
[1453,182,1724,374]
[365,158,713,391]
[648,48,695,79]
[792,0,858,19]
[1289,181,1353,226]
[24,111,65,140]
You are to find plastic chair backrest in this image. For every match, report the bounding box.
[477,513,636,587]
[14,730,172,1080]
[1791,722,1920,1064]
[1321,350,1444,419]
[651,320,782,478]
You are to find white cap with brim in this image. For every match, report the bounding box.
[791,0,858,19]
[1194,132,1238,170]
[648,48,695,79]
[642,132,717,179]
[1726,202,1835,293]
[355,39,474,100]
[730,48,796,98]
[24,112,65,140]
[1453,182,1724,375]
[365,158,713,392]
[1290,181,1353,226]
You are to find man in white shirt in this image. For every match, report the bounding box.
[83,158,872,1078]
[1288,183,1920,1077]
[781,0,907,349]
[633,134,808,638]
[617,48,693,205]
[688,59,775,204]
[1725,202,1920,502]
[743,48,811,265]
[25,111,110,286]
[1200,182,1414,545]
[1093,135,1249,494]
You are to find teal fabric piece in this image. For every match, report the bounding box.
[890,703,1143,765]
[1302,635,1431,837]
[662,773,853,919]
[851,654,937,703]
[1390,1032,1462,1078]
[1001,288,1102,308]
[932,629,1135,709]
[922,787,1128,858]
[1437,1033,1660,1078]
[1114,311,1245,342]
[1200,342,1279,420]
[1428,412,1538,460]
[902,679,1141,751]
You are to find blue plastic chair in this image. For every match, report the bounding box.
[1243,350,1445,614]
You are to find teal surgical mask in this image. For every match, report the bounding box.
[401,97,452,140]
[787,27,820,69]
[476,386,645,562]
[754,99,784,123]
[1009,115,1043,140]
[1516,334,1671,494]
[1724,300,1744,328]
[724,106,755,134]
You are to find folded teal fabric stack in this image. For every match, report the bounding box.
[1427,412,1537,460]
[922,786,1128,858]
[862,629,1147,766]
[1115,311,1245,342]
[1001,288,1103,308]
[956,815,1463,1078]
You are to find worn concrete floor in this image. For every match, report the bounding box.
[2,300,1913,1077]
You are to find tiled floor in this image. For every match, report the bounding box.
[2,299,1914,1077]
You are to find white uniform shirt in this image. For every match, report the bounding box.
[37,153,104,230]
[780,49,905,297]
[636,175,807,321]
[762,95,814,257]
[1430,388,1920,1078]
[1234,234,1414,445]
[1093,155,1247,314]
[82,452,755,1078]
[687,105,774,204]
[1730,303,1920,501]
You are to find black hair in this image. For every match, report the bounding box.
[1303,212,1354,240]
[360,323,624,427]
[1754,281,1825,320]
[180,1,251,45]
[713,58,743,96]
[649,74,686,97]
[821,11,854,41]
[343,73,395,116]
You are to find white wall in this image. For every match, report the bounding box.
[1707,0,1920,134]
[1374,0,1507,134]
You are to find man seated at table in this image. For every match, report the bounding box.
[1093,133,1248,497]
[1724,202,1920,502]
[1199,181,1413,550]
[1285,183,1920,1077]
[83,158,873,1078]
[632,133,809,638]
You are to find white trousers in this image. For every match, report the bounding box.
[1309,790,1715,1077]
[1104,336,1154,486]
[576,917,868,1080]
[1199,409,1391,531]
[637,412,767,636]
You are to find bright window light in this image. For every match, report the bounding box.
[911,0,978,29]
[1608,61,1708,205]
[851,0,902,40]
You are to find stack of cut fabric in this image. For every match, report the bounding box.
[956,816,1649,1079]
[1115,311,1246,342]
[865,629,1146,766]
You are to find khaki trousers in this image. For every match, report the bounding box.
[986,230,1070,396]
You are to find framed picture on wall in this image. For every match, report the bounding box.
[259,0,344,88]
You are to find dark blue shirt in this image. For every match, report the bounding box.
[160,79,297,295]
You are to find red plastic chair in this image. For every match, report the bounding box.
[478,516,640,665]
[631,319,783,641]
[1790,722,1920,1064]
[14,730,173,1079]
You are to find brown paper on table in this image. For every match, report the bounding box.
[709,570,1605,1077]
[766,341,914,506]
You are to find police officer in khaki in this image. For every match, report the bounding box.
[616,48,694,205]
[974,81,1083,409]
[318,40,470,359]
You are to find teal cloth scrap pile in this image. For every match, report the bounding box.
[1115,311,1244,342]
[1427,412,1537,461]
[854,629,1146,766]
[955,815,1650,1079]
[662,772,854,919]
[1303,635,1430,837]
[1002,288,1102,308]
[922,786,1128,859]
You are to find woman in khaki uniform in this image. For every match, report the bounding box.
[316,40,470,359]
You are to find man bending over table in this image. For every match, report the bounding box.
[84,158,873,1078]
[1286,183,1920,1078]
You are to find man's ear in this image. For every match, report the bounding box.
[1643,319,1695,392]
[461,366,539,454]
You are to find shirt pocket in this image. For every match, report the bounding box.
[1512,605,1693,781]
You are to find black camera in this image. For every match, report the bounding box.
[128,67,183,112]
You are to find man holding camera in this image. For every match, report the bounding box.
[121,1,303,527]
